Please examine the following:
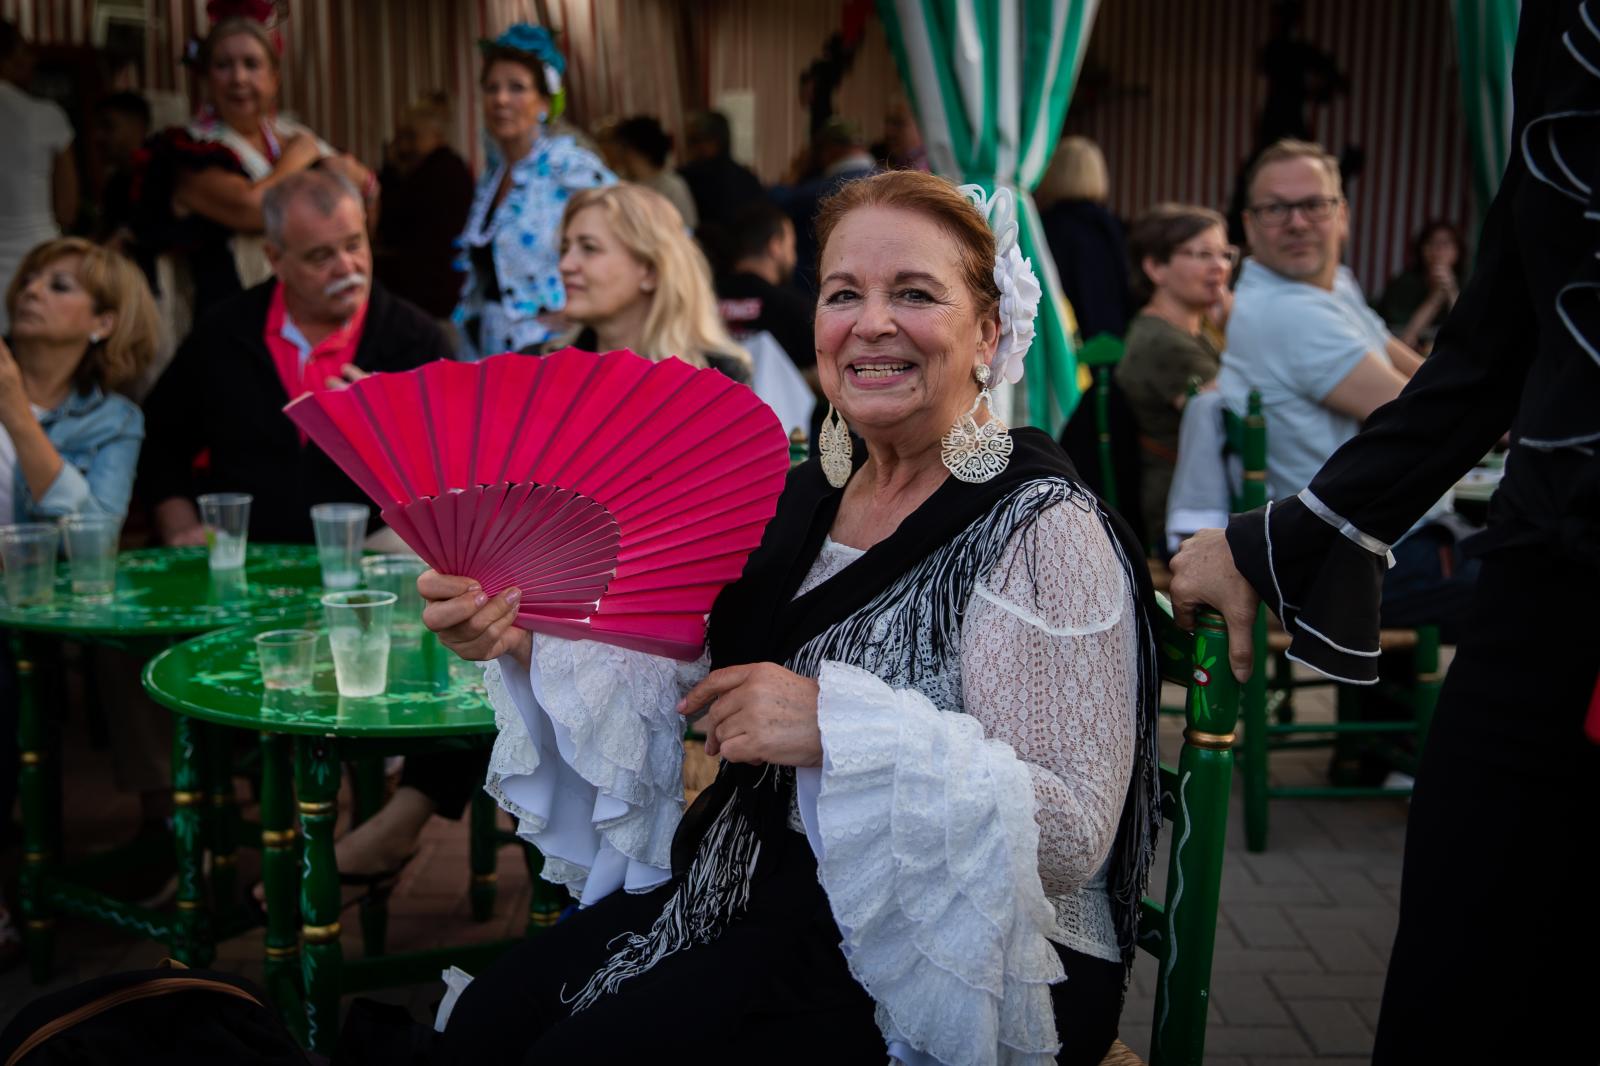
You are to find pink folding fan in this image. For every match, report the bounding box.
[284,349,790,659]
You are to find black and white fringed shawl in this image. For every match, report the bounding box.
[563,428,1162,1012]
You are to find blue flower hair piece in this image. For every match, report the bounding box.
[483,23,566,77]
[480,23,568,118]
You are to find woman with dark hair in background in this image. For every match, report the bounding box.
[597,115,698,228]
[1117,203,1233,550]
[453,24,615,359]
[1374,220,1466,353]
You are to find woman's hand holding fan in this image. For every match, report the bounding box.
[285,349,790,660]
[419,570,531,667]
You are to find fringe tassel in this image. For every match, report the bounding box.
[790,481,1077,684]
[560,790,762,1013]
[1096,506,1164,971]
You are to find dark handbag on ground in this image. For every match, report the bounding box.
[0,960,318,1066]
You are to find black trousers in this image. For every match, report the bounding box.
[1373,547,1600,1063]
[427,829,1124,1065]
[398,747,490,821]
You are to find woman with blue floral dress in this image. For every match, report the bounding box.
[454,25,615,358]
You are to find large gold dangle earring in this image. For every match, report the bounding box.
[941,363,1013,484]
[819,404,854,488]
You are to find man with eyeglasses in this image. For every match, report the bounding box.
[1216,138,1478,653]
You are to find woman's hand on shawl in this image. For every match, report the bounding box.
[678,663,822,768]
[419,570,531,667]
[1168,528,1259,682]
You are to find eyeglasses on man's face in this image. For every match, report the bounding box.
[1247,196,1343,227]
[1172,246,1239,268]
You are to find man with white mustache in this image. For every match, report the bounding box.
[139,167,451,545]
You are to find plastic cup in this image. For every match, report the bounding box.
[198,493,252,570]
[321,589,396,697]
[254,628,317,690]
[0,523,60,606]
[361,553,426,639]
[59,513,121,602]
[311,503,370,590]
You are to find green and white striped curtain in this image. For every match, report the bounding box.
[879,0,1100,430]
[1452,0,1520,234]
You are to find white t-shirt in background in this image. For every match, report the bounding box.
[0,79,74,334]
[1218,258,1393,503]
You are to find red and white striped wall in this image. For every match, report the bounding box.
[1063,0,1474,295]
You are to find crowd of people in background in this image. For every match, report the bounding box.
[0,2,1483,979]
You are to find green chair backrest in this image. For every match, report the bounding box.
[1220,389,1267,512]
[1079,332,1126,510]
[1141,597,1237,1065]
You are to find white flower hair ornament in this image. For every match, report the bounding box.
[959,184,1042,386]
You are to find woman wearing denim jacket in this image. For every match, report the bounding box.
[453,24,614,359]
[0,237,157,969]
[1,237,157,520]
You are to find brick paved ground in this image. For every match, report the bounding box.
[2,677,1406,1063]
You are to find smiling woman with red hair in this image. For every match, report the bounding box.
[387,171,1162,1066]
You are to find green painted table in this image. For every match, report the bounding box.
[143,615,563,1051]
[0,545,324,983]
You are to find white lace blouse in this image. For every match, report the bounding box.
[477,493,1139,1065]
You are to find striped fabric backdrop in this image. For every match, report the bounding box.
[702,0,904,182]
[0,0,97,43]
[1063,0,1475,295]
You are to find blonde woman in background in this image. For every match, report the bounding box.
[1038,135,1131,340]
[1,238,162,939]
[551,182,751,383]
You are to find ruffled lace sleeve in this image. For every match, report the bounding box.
[481,637,707,905]
[963,495,1139,896]
[794,494,1139,1065]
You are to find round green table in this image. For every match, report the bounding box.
[0,543,323,638]
[0,545,323,985]
[143,614,556,1051]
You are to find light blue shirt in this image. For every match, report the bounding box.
[8,386,144,522]
[1218,259,1392,503]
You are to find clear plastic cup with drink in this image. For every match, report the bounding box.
[360,552,426,640]
[311,503,370,590]
[254,628,317,690]
[197,493,252,570]
[321,589,395,697]
[0,523,60,606]
[59,513,121,602]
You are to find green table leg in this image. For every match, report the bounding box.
[206,725,238,911]
[297,736,343,1054]
[469,790,498,921]
[349,758,389,957]
[13,635,55,983]
[259,732,302,1036]
[171,715,212,966]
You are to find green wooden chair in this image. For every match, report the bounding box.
[1222,391,1442,852]
[1078,332,1128,512]
[1100,597,1237,1066]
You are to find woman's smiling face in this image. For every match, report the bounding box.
[815,205,998,444]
